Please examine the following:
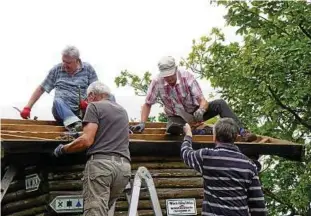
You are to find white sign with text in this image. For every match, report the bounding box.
[166,198,197,215]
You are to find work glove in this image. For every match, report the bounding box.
[80,100,88,111]
[129,122,145,133]
[20,107,31,119]
[193,108,205,122]
[53,144,65,157]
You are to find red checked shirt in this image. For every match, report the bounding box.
[145,68,203,116]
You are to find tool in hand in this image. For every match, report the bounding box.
[78,86,83,119]
[13,106,38,120]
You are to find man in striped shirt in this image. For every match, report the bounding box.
[181,118,267,216]
[130,56,257,142]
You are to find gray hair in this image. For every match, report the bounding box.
[62,45,80,59]
[87,81,111,96]
[213,118,239,143]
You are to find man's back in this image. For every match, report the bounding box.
[181,138,267,216]
[84,100,130,161]
[202,144,259,215]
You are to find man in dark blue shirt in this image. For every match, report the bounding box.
[181,118,267,215]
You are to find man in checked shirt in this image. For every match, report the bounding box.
[181,118,267,216]
[130,56,256,142]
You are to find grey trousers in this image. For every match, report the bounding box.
[166,99,243,130]
[82,156,131,216]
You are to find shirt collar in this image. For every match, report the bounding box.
[215,142,241,152]
[163,69,181,86]
[61,59,84,73]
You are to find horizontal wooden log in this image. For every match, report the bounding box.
[49,177,203,191]
[1,194,49,215]
[2,189,43,205]
[48,169,200,180]
[4,206,47,216]
[7,180,24,193]
[48,188,203,200]
[115,198,203,210]
[114,208,202,216]
[47,161,188,173]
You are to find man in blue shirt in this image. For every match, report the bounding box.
[21,45,98,131]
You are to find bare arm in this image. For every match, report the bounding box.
[197,96,209,110]
[141,103,152,123]
[26,86,45,108]
[63,122,98,153]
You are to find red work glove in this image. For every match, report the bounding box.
[20,107,31,119]
[80,100,88,111]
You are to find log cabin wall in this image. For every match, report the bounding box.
[1,155,203,216]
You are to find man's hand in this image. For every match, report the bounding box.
[183,123,192,137]
[80,100,88,111]
[20,107,31,119]
[129,122,145,133]
[53,144,65,157]
[193,108,205,122]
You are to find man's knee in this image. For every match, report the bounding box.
[213,99,227,105]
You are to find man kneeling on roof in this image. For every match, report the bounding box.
[181,118,267,216]
[53,81,131,216]
[20,45,116,132]
[130,56,257,142]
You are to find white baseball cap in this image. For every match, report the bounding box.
[158,56,177,77]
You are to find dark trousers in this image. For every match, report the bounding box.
[166,99,243,131]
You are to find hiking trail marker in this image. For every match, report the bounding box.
[49,195,83,213]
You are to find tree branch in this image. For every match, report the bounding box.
[238,3,290,36]
[267,85,311,130]
[262,188,298,215]
[298,23,311,41]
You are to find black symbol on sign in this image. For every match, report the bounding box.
[67,200,72,207]
[58,201,63,208]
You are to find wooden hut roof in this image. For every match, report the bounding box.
[1,118,305,161]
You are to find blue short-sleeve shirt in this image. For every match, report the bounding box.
[41,62,98,112]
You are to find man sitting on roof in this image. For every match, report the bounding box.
[130,56,257,142]
[20,46,102,132]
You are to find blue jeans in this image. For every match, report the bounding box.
[52,98,81,128]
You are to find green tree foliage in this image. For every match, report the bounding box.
[181,1,311,215]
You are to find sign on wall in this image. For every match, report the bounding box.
[25,173,41,192]
[49,195,83,213]
[166,198,197,216]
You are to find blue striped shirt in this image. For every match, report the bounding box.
[181,135,267,216]
[41,62,98,112]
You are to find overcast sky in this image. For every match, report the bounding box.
[0,0,239,121]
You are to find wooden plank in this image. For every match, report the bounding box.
[1,124,66,132]
[1,119,167,128]
[1,119,58,126]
